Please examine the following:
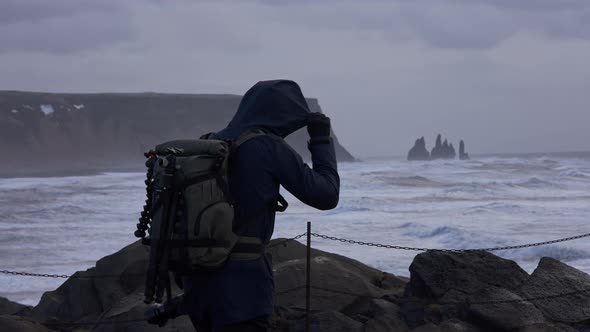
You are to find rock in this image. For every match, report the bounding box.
[31,240,150,324]
[406,251,529,299]
[519,257,590,324]
[91,300,194,332]
[291,311,363,332]
[0,314,54,332]
[0,296,31,316]
[410,322,441,332]
[402,251,529,328]
[448,144,456,159]
[520,323,579,332]
[467,286,545,330]
[27,238,403,331]
[459,140,469,160]
[431,134,444,160]
[364,299,408,332]
[273,254,384,312]
[430,135,456,160]
[439,319,480,332]
[408,137,431,161]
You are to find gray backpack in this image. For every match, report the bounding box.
[135,129,288,303]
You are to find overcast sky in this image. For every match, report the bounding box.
[1,0,589,158]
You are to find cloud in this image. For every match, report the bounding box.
[0,0,134,54]
[1,0,590,156]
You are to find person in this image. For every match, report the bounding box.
[147,79,340,331]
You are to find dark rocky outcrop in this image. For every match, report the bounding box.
[408,137,431,161]
[0,315,53,332]
[519,257,590,324]
[459,140,470,160]
[4,243,590,331]
[430,135,456,160]
[1,296,31,316]
[0,91,355,177]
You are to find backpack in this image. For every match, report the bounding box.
[134,129,288,304]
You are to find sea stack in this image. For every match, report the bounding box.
[431,134,456,160]
[459,140,470,160]
[407,137,431,161]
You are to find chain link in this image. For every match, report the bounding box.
[268,232,307,248]
[0,270,70,279]
[310,231,590,252]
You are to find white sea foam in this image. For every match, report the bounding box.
[1,155,590,305]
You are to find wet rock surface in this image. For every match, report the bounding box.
[4,241,590,331]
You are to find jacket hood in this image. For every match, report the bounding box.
[215,80,311,140]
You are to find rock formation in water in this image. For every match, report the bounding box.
[0,91,355,177]
[4,240,590,331]
[407,137,430,161]
[430,134,456,160]
[459,140,470,160]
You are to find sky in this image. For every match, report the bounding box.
[0,0,589,158]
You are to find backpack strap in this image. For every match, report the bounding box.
[230,128,267,152]
[229,129,290,213]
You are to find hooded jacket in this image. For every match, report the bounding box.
[179,80,340,329]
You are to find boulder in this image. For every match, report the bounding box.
[406,251,529,299]
[467,286,545,330]
[27,238,407,331]
[31,240,150,324]
[270,239,406,313]
[0,314,54,332]
[438,319,480,332]
[519,257,590,323]
[408,137,431,161]
[363,299,408,332]
[402,251,529,328]
[0,296,31,316]
[291,311,363,332]
[410,322,440,332]
[520,323,579,332]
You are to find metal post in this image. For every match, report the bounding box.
[306,221,311,332]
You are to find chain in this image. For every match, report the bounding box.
[310,231,590,252]
[44,318,147,327]
[268,232,307,248]
[310,233,431,251]
[0,269,143,279]
[473,232,590,252]
[0,270,70,279]
[0,233,309,279]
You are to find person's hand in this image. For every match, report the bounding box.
[145,305,169,327]
[307,113,331,138]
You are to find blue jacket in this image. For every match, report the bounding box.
[179,80,340,328]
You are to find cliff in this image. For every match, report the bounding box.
[0,91,355,177]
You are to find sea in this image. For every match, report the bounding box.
[1,153,590,306]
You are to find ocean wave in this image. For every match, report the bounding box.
[20,205,96,217]
[557,169,590,179]
[375,175,448,188]
[466,202,522,214]
[501,245,590,263]
[511,177,555,188]
[325,206,371,215]
[398,223,469,241]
